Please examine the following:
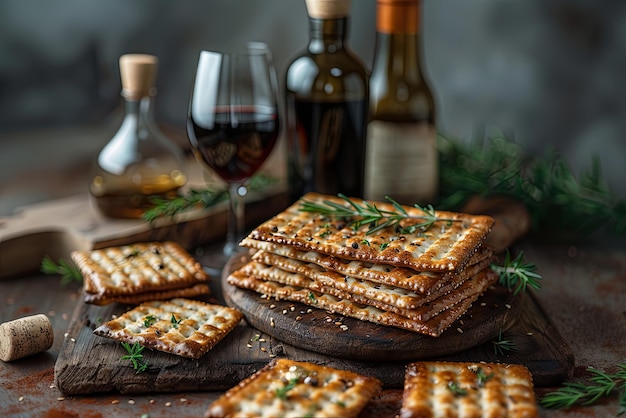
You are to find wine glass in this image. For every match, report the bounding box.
[187,42,280,265]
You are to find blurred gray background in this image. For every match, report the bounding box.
[1,0,625,217]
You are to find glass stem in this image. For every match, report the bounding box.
[224,181,247,256]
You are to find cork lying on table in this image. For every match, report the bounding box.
[0,314,54,362]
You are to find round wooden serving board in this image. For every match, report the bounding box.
[222,253,523,362]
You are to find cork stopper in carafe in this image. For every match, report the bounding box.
[119,54,158,100]
[305,0,351,19]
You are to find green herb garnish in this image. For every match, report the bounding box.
[40,256,83,285]
[437,133,626,238]
[299,194,460,235]
[474,367,495,388]
[492,328,518,356]
[276,378,299,399]
[447,381,468,397]
[143,315,157,327]
[541,363,626,413]
[171,314,182,329]
[490,250,542,295]
[120,342,148,373]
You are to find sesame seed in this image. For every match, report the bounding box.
[49,384,56,389]
[111,400,119,405]
[457,328,464,334]
[64,333,69,338]
[246,344,252,348]
[259,338,266,342]
[165,402,172,407]
[505,304,512,309]
[260,347,267,352]
[340,325,349,331]
[70,338,76,342]
[296,316,303,321]
[150,399,155,404]
[269,354,276,358]
[290,306,295,312]
[57,397,65,401]
[270,304,276,309]
[527,332,533,336]
[180,398,187,403]
[307,309,313,314]
[18,396,24,402]
[128,400,135,405]
[282,309,288,315]
[334,321,342,326]
[270,318,275,327]
[480,302,486,307]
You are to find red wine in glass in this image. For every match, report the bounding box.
[188,105,279,182]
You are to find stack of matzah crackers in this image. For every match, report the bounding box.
[227,192,499,337]
[71,241,211,306]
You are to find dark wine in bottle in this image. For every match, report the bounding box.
[285,0,369,202]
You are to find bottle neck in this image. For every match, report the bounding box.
[308,17,349,52]
[372,1,423,80]
[123,94,156,127]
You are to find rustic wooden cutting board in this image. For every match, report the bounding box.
[54,254,574,395]
[222,254,521,361]
[0,175,288,280]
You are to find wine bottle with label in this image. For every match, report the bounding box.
[285,0,369,202]
[89,54,187,218]
[364,0,437,205]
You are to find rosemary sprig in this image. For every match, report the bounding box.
[143,315,157,327]
[490,250,542,295]
[492,328,518,356]
[40,256,83,285]
[143,188,227,222]
[120,342,148,373]
[171,314,182,329]
[275,378,299,399]
[142,173,277,222]
[437,133,626,238]
[299,194,460,235]
[541,363,626,413]
[474,367,495,388]
[447,381,468,397]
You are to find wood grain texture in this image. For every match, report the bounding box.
[54,263,574,395]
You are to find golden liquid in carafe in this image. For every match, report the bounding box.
[90,165,186,219]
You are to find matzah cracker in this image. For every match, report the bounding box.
[400,361,539,418]
[205,358,382,418]
[244,239,494,294]
[250,250,494,310]
[72,241,210,302]
[239,260,496,321]
[227,271,495,336]
[83,283,210,306]
[93,298,242,359]
[243,192,494,272]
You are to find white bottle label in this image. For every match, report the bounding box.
[364,121,438,205]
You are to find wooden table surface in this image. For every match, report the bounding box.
[1,227,625,417]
